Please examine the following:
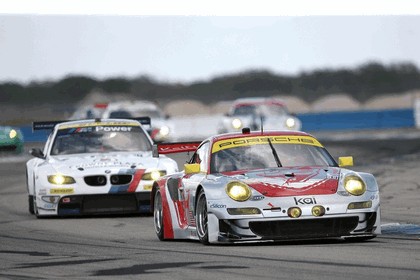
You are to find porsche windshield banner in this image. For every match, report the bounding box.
[212,135,323,153]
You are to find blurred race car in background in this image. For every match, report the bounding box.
[101,100,174,142]
[0,126,24,154]
[217,97,301,133]
[26,118,178,217]
[70,103,109,119]
[151,128,380,244]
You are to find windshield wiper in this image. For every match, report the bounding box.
[267,138,282,167]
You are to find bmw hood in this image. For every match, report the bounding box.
[49,152,161,174]
[238,166,340,197]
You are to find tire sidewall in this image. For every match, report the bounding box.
[154,190,165,240]
[196,190,209,245]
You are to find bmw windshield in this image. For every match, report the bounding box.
[51,125,152,155]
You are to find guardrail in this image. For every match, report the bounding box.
[17,108,416,142]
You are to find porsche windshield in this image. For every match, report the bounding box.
[232,104,287,116]
[51,125,152,155]
[210,142,337,173]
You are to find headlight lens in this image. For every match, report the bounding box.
[159,126,170,137]
[231,118,242,129]
[41,196,60,203]
[226,181,252,202]
[285,118,296,128]
[287,207,302,218]
[311,205,326,217]
[142,170,166,181]
[344,175,366,196]
[9,129,17,139]
[47,174,75,185]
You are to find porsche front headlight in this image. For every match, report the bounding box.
[48,174,75,185]
[231,118,242,129]
[344,175,366,196]
[142,170,166,181]
[9,129,17,139]
[285,117,296,128]
[226,181,251,202]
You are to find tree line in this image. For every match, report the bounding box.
[1,61,420,107]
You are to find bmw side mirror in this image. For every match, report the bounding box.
[30,148,45,159]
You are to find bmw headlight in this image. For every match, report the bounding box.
[159,126,170,137]
[285,118,296,128]
[231,118,242,129]
[344,175,366,196]
[48,174,75,185]
[9,129,17,139]
[142,170,166,181]
[226,181,252,202]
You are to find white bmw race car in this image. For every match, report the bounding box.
[26,118,178,217]
[151,129,381,244]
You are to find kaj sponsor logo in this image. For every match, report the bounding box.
[294,197,317,205]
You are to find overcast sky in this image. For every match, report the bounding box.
[1,1,420,84]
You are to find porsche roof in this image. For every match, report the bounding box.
[210,129,313,142]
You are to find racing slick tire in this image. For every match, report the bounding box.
[196,189,209,245]
[153,190,165,241]
[32,195,43,219]
[28,195,34,214]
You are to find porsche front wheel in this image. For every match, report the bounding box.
[196,189,209,245]
[153,190,165,240]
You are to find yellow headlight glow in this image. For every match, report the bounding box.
[288,207,302,218]
[142,170,166,181]
[47,174,75,185]
[9,129,17,139]
[311,205,326,217]
[344,175,366,196]
[231,118,242,129]
[348,201,372,209]
[226,181,251,202]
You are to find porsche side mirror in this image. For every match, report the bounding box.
[184,163,200,174]
[30,148,45,159]
[338,156,353,167]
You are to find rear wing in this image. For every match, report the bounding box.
[32,117,151,131]
[153,141,202,157]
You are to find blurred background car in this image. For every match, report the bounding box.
[101,100,174,142]
[0,126,24,154]
[217,97,302,133]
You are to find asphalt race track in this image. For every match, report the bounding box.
[1,133,420,280]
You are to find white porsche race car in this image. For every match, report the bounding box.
[26,118,178,217]
[217,97,301,133]
[151,129,380,244]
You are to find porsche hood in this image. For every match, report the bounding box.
[238,166,340,197]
